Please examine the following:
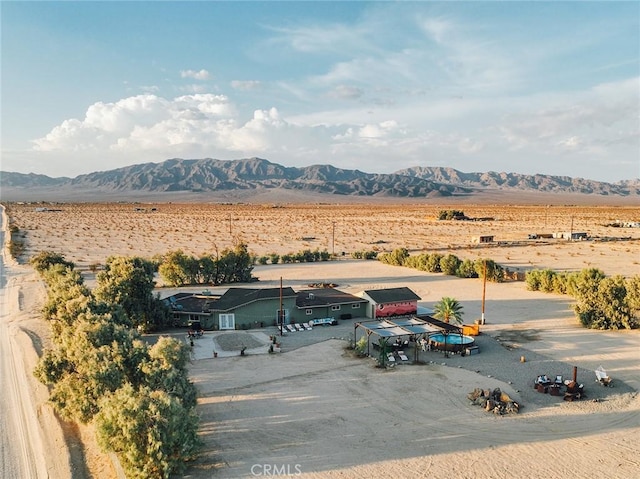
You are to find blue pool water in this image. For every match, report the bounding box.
[429,333,474,345]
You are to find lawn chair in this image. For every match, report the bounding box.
[302,322,312,330]
[286,324,296,333]
[398,350,409,362]
[595,365,612,387]
[294,323,303,331]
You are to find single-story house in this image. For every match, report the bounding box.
[165,287,297,331]
[358,287,421,319]
[472,235,494,243]
[294,288,368,323]
[553,231,588,241]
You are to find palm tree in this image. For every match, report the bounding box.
[433,297,464,324]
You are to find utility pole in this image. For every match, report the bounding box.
[229,213,232,236]
[332,221,335,257]
[481,259,487,325]
[279,276,284,336]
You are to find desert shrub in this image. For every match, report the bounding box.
[378,248,409,266]
[354,336,368,356]
[30,251,75,273]
[456,259,478,278]
[437,210,466,220]
[269,253,280,264]
[474,259,504,283]
[425,253,443,273]
[257,256,269,265]
[95,256,168,330]
[440,254,461,276]
[95,384,200,479]
[351,250,378,260]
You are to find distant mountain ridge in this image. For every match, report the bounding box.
[396,166,639,195]
[1,157,638,198]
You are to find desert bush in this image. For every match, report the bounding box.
[351,250,378,260]
[425,253,444,273]
[257,256,269,265]
[95,256,168,330]
[95,383,200,479]
[437,210,466,220]
[456,259,478,278]
[354,336,368,356]
[474,259,504,283]
[440,254,461,276]
[378,247,409,266]
[30,251,75,273]
[269,253,280,264]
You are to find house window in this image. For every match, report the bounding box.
[306,309,313,315]
[352,303,360,309]
[219,313,235,330]
[331,305,341,311]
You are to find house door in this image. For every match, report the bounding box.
[219,313,235,330]
[276,309,289,325]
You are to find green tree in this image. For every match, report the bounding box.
[433,297,464,324]
[475,258,504,283]
[95,384,200,479]
[425,253,443,273]
[456,259,478,278]
[95,256,166,329]
[572,268,607,328]
[30,251,75,274]
[158,250,193,287]
[34,311,144,422]
[379,247,409,266]
[140,337,197,408]
[440,254,461,276]
[626,276,640,322]
[216,242,254,284]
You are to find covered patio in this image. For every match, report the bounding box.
[354,315,463,363]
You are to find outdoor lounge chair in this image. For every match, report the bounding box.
[387,353,396,363]
[595,365,612,387]
[554,375,563,385]
[398,350,409,361]
[294,323,303,331]
[302,322,312,330]
[286,324,296,333]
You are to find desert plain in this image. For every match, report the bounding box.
[2,200,640,479]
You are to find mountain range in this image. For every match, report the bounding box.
[1,158,638,201]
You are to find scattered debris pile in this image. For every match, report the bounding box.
[468,388,521,415]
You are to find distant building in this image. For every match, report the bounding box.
[553,232,588,240]
[472,235,494,244]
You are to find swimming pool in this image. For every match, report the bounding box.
[428,333,475,352]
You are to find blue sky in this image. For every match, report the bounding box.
[1,1,638,182]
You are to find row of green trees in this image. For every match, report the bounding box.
[256,248,332,265]
[526,268,640,330]
[156,242,254,287]
[30,251,200,478]
[378,248,505,282]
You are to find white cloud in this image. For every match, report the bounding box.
[231,80,262,91]
[327,85,363,100]
[180,69,211,80]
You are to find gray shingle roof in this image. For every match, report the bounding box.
[362,287,421,304]
[296,288,368,308]
[213,287,297,311]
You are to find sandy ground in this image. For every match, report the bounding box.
[2,202,639,478]
[180,262,640,479]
